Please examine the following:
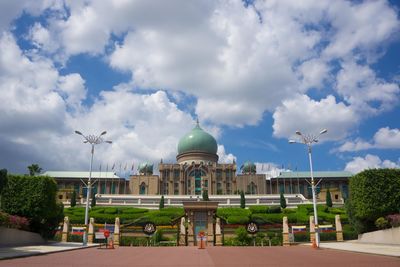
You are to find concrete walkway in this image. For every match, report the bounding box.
[319,241,400,257]
[0,242,99,260]
[0,241,399,262]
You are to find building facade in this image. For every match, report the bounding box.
[46,122,352,205]
[43,171,129,203]
[130,122,268,196]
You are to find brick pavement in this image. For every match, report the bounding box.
[0,246,399,267]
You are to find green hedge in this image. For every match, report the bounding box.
[1,175,64,238]
[249,206,269,214]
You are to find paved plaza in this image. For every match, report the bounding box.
[0,244,399,267]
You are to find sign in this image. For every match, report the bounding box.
[95,232,106,239]
[143,223,156,235]
[246,222,259,234]
[104,229,110,238]
[71,227,85,235]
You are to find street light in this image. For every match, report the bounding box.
[75,130,112,246]
[289,129,327,248]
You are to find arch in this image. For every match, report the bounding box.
[247,182,257,195]
[139,182,146,195]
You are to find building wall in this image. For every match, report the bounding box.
[130,175,159,195]
[236,174,266,194]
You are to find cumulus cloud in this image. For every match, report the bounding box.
[336,62,400,114]
[217,145,236,164]
[344,154,399,174]
[18,0,399,129]
[338,127,400,152]
[0,0,400,173]
[0,32,214,173]
[272,95,358,140]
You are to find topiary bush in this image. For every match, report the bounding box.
[347,168,400,234]
[249,205,269,214]
[1,175,64,238]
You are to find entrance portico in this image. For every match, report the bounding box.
[182,201,219,246]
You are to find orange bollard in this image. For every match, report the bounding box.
[311,239,317,249]
[108,239,115,249]
[198,232,205,249]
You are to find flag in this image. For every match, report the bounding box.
[112,163,115,170]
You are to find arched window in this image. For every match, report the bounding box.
[247,182,257,195]
[139,182,146,195]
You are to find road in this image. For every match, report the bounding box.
[0,246,399,267]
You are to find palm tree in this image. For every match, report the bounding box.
[27,164,42,176]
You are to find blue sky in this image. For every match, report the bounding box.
[0,0,399,177]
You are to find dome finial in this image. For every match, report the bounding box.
[196,117,199,126]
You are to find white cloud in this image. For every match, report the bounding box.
[272,94,358,140]
[217,145,236,164]
[336,61,400,114]
[255,162,282,178]
[0,32,203,173]
[337,127,400,152]
[17,0,399,128]
[374,127,400,149]
[297,59,331,90]
[344,154,399,174]
[323,0,399,61]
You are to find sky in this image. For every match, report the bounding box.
[0,0,399,177]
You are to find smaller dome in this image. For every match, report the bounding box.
[138,162,153,175]
[240,161,256,174]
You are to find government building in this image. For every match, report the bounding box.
[44,122,352,207]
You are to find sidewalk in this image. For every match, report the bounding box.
[317,241,400,257]
[0,242,99,260]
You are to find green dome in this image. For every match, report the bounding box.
[240,161,256,174]
[178,123,218,155]
[138,162,153,175]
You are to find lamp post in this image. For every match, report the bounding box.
[289,129,327,248]
[75,130,112,246]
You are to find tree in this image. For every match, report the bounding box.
[0,169,7,208]
[27,164,42,176]
[159,195,165,209]
[280,191,287,209]
[347,168,400,234]
[202,190,209,201]
[326,189,332,208]
[70,190,77,207]
[2,175,64,238]
[240,191,245,209]
[90,190,96,208]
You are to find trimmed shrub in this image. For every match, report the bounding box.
[104,207,118,214]
[347,169,400,234]
[326,189,332,208]
[234,226,251,246]
[319,232,336,241]
[267,206,282,214]
[240,191,245,209]
[249,205,269,214]
[159,195,165,209]
[227,215,249,224]
[280,192,287,209]
[1,175,64,238]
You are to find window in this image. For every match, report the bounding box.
[139,182,146,195]
[247,182,257,195]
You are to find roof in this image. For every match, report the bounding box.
[43,171,121,179]
[276,171,353,179]
[177,123,218,155]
